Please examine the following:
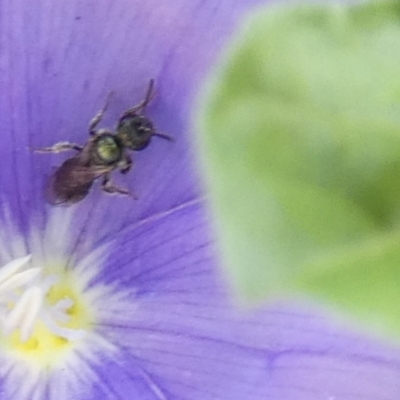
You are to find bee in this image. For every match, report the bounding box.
[35,80,173,205]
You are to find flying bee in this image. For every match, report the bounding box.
[35,79,173,205]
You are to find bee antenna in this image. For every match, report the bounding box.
[153,132,174,142]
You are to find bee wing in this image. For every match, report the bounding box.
[46,159,112,206]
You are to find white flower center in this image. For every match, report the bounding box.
[0,255,84,342]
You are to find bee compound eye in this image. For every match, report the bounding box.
[96,135,121,164]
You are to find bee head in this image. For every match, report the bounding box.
[116,114,155,151]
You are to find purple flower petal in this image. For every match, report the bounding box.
[0,0,263,236]
[1,1,400,399]
[90,200,400,399]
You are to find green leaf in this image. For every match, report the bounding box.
[196,0,400,337]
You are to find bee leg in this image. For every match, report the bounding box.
[89,91,114,135]
[119,153,133,175]
[119,79,155,119]
[101,174,137,199]
[34,142,83,153]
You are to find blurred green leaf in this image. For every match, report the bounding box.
[197,0,400,336]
